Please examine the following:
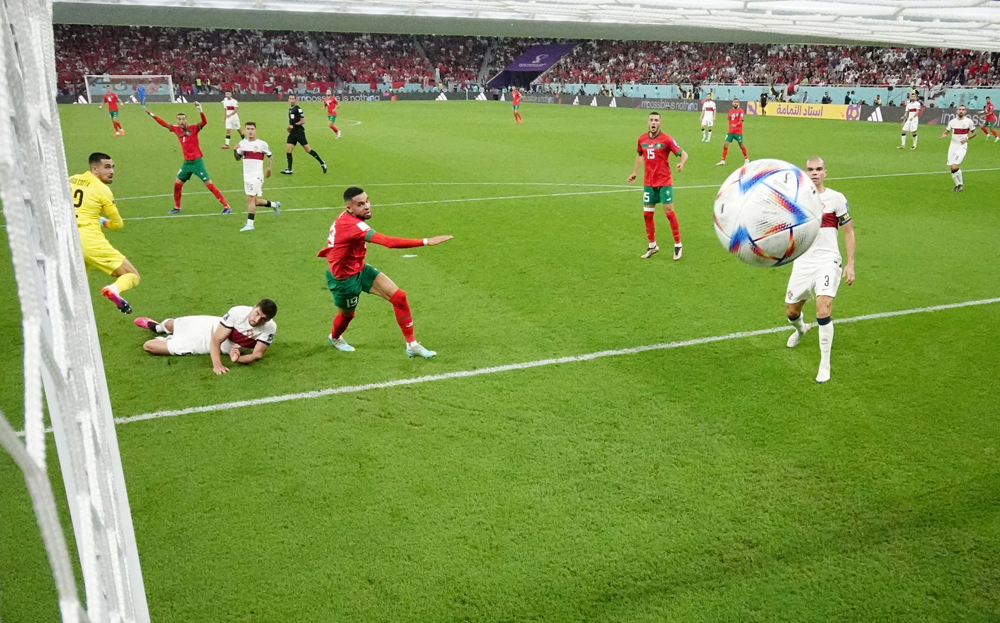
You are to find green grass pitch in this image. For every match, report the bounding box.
[2,100,1000,622]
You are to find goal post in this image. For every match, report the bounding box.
[1,0,150,622]
[85,74,174,104]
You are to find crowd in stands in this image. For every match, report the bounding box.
[542,40,1000,88]
[54,25,1000,96]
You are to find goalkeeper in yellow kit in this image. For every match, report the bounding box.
[69,152,140,314]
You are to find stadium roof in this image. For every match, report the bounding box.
[53,0,1000,52]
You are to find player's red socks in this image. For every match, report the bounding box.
[389,289,415,342]
[173,181,183,208]
[113,121,122,132]
[740,145,748,159]
[665,210,681,244]
[514,113,522,123]
[329,123,339,133]
[643,209,656,243]
[721,145,729,160]
[332,311,354,339]
[205,182,228,208]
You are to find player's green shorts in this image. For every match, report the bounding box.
[512,104,520,111]
[326,264,381,310]
[109,110,119,118]
[986,119,998,128]
[643,186,673,205]
[328,114,337,122]
[176,158,211,183]
[724,133,744,144]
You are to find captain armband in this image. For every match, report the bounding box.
[838,212,852,226]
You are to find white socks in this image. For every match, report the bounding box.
[648,242,657,249]
[912,134,918,148]
[157,319,172,334]
[951,169,963,186]
[788,314,807,333]
[901,134,906,147]
[817,318,833,369]
[225,137,231,146]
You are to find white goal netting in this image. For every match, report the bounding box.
[1,0,150,622]
[85,74,174,104]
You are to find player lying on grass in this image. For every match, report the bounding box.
[784,157,856,384]
[69,152,140,314]
[145,102,232,215]
[134,299,277,375]
[318,187,452,358]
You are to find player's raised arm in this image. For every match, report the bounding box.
[194,103,208,129]
[208,322,230,375]
[145,108,170,128]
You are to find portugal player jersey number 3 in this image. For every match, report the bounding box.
[637,132,682,187]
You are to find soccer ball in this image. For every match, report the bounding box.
[712,159,823,267]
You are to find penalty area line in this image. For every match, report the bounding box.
[91,296,1000,430]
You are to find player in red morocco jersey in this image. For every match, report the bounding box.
[324,88,341,138]
[783,157,856,384]
[99,87,124,136]
[627,111,688,260]
[717,98,749,166]
[317,187,452,358]
[145,102,231,215]
[134,299,278,375]
[982,97,998,141]
[512,88,523,124]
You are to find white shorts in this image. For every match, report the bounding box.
[164,315,221,355]
[225,114,241,130]
[244,176,263,197]
[902,118,919,133]
[947,143,967,166]
[785,261,841,304]
[701,118,714,127]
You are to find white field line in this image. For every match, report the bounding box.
[15,296,998,437]
[111,167,1000,203]
[116,189,634,221]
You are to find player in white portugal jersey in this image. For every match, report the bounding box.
[134,299,277,375]
[234,121,280,231]
[700,95,716,142]
[221,91,244,148]
[941,105,977,192]
[899,93,921,149]
[784,157,857,384]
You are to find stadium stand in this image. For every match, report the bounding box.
[54,25,1000,96]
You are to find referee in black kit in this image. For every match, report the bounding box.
[282,94,327,174]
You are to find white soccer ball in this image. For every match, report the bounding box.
[712,159,823,267]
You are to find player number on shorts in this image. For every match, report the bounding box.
[647,148,655,159]
[824,275,830,286]
[346,296,359,308]
[72,189,84,208]
[643,192,651,204]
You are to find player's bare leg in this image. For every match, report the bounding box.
[814,295,835,383]
[102,259,140,314]
[137,317,174,354]
[784,300,811,348]
[370,272,435,358]
[241,195,281,231]
[302,144,327,174]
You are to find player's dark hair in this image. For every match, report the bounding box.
[88,152,112,166]
[245,121,256,128]
[257,298,278,319]
[648,111,660,117]
[343,186,365,202]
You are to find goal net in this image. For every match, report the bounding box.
[85,74,175,104]
[1,0,150,622]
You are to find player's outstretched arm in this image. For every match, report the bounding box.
[145,109,170,128]
[368,232,453,248]
[230,342,268,365]
[842,220,856,285]
[209,323,230,375]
